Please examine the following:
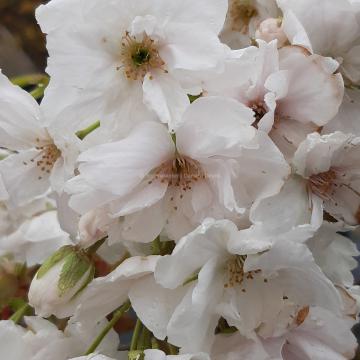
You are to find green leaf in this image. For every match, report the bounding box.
[36,246,74,280]
[58,252,92,297]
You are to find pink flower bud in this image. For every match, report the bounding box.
[255,18,287,47]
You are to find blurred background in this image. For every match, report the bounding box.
[0,0,46,77]
[1,0,360,357]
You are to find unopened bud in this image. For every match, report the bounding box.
[29,246,95,318]
[255,18,287,47]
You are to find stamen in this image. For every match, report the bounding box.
[154,155,206,191]
[24,141,61,179]
[308,169,338,201]
[250,101,267,128]
[224,256,261,288]
[295,306,310,326]
[120,32,166,81]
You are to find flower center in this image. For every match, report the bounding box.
[308,169,339,201]
[152,155,206,191]
[120,32,166,81]
[229,0,258,33]
[250,101,267,128]
[224,255,262,288]
[23,139,61,180]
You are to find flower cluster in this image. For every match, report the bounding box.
[1,0,360,359]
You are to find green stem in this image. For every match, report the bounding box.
[30,81,49,100]
[9,303,31,324]
[76,121,101,140]
[130,318,143,351]
[11,74,49,88]
[85,300,131,355]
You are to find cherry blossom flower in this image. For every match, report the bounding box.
[0,71,81,206]
[293,131,360,225]
[205,41,344,158]
[36,0,229,131]
[67,97,289,243]
[211,306,357,360]
[139,219,341,352]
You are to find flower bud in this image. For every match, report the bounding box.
[29,245,95,318]
[255,18,288,47]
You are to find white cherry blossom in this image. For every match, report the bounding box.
[0,71,81,206]
[205,41,344,158]
[146,218,341,352]
[67,97,289,243]
[293,131,360,225]
[36,0,229,131]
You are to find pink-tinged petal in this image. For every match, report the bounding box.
[277,47,344,126]
[323,89,360,136]
[278,0,360,55]
[342,45,360,85]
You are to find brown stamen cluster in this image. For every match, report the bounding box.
[229,0,258,33]
[23,139,61,180]
[308,169,338,201]
[250,101,267,128]
[224,255,261,288]
[151,155,206,192]
[119,32,166,81]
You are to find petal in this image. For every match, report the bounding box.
[161,23,226,71]
[143,72,190,131]
[277,47,344,126]
[278,0,360,55]
[246,240,342,314]
[0,71,46,150]
[72,256,159,325]
[323,89,360,136]
[78,122,174,195]
[129,276,187,340]
[155,219,235,289]
[241,176,322,245]
[176,96,256,159]
[0,150,51,206]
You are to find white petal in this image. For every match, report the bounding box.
[72,256,159,325]
[143,72,190,131]
[177,96,256,159]
[0,71,47,150]
[155,219,235,289]
[78,122,174,195]
[129,276,186,340]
